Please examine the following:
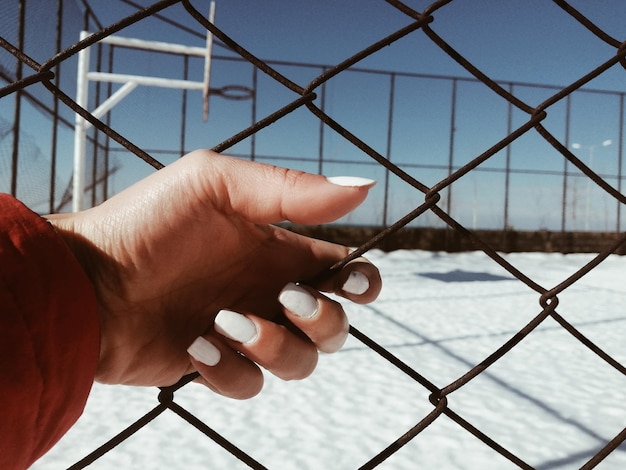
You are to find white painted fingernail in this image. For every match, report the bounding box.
[342,271,369,295]
[187,336,221,366]
[327,176,376,188]
[214,309,258,344]
[278,282,319,318]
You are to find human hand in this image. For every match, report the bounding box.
[46,150,381,398]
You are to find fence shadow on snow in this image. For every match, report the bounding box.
[2,0,626,468]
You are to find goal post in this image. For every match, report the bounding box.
[72,1,216,212]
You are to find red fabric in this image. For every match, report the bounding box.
[0,194,100,469]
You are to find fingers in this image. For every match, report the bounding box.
[184,150,376,225]
[186,310,319,399]
[186,254,382,399]
[188,335,264,399]
[278,283,350,354]
[186,281,355,398]
[216,308,319,378]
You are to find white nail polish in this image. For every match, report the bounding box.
[214,309,258,344]
[187,336,221,366]
[278,283,319,318]
[327,176,376,188]
[342,271,369,295]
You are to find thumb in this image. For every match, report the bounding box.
[188,150,375,225]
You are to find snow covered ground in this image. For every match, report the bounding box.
[33,250,626,469]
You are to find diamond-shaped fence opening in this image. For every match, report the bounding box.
[2,1,626,468]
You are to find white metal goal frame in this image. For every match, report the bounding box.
[72,1,215,212]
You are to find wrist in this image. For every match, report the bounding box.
[44,213,115,376]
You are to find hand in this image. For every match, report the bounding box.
[46,150,381,399]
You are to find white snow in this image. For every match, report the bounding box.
[32,250,626,469]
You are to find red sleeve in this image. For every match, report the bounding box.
[0,194,100,469]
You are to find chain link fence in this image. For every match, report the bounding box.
[2,0,626,468]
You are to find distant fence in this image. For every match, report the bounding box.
[286,224,626,255]
[2,0,626,469]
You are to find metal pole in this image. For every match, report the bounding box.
[92,41,103,208]
[317,67,327,176]
[250,66,257,161]
[503,83,513,230]
[585,146,594,231]
[10,0,26,198]
[562,95,571,232]
[383,73,395,228]
[202,0,215,122]
[103,44,114,204]
[49,0,63,213]
[181,54,189,156]
[73,31,90,212]
[617,94,624,232]
[446,79,457,218]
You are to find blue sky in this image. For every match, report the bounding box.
[3,0,626,230]
[84,0,626,89]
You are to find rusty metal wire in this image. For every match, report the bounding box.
[2,0,626,468]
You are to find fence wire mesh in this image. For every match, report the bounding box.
[2,0,626,468]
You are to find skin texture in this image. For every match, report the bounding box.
[46,150,381,399]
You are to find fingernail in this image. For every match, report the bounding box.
[278,282,319,319]
[214,309,258,344]
[327,176,376,188]
[187,336,221,366]
[342,271,369,295]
